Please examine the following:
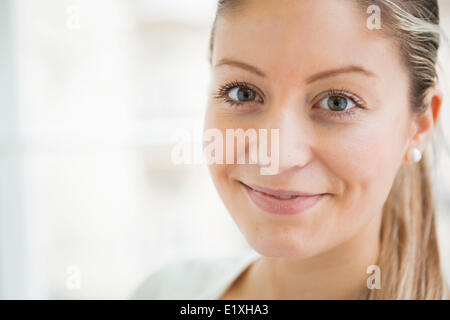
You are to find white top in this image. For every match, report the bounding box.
[130,250,261,300]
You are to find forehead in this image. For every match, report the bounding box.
[212,0,402,83]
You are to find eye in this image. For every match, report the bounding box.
[317,95,356,112]
[228,87,259,102]
[312,89,367,120]
[214,81,264,107]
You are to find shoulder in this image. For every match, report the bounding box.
[130,253,256,300]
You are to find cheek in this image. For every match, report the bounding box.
[324,117,407,214]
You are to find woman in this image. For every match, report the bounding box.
[133,0,449,299]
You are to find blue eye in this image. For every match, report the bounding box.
[228,87,260,102]
[312,89,367,120]
[317,95,356,112]
[215,81,264,107]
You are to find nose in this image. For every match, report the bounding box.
[262,102,314,175]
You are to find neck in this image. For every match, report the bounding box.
[245,212,382,299]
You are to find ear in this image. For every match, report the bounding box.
[402,86,443,165]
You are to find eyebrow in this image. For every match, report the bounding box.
[214,59,377,83]
[215,59,267,78]
[305,65,377,84]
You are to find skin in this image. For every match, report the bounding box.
[204,0,442,299]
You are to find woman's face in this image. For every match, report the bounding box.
[205,0,414,258]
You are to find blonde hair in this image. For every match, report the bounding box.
[356,0,449,300]
[209,0,449,299]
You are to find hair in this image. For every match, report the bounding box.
[209,0,449,299]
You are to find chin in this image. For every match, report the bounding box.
[241,224,323,259]
[249,241,320,259]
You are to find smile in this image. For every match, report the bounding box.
[239,181,328,215]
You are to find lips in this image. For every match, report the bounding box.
[240,181,327,215]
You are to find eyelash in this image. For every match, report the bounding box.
[214,81,262,108]
[313,88,367,120]
[214,81,367,119]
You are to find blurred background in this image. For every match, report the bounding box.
[0,0,449,299]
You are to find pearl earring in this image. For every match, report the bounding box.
[410,148,422,163]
